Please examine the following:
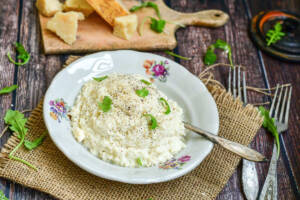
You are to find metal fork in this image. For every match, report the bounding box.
[228,66,259,200]
[258,84,292,200]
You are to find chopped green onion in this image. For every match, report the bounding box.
[164,50,192,61]
[136,88,149,97]
[93,75,108,82]
[141,79,151,85]
[98,96,112,112]
[159,98,171,114]
[137,158,143,166]
[143,114,158,129]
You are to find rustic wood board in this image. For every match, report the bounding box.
[39,0,229,54]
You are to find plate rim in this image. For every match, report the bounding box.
[43,50,219,184]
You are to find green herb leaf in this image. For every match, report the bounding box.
[136,88,149,97]
[159,97,171,114]
[204,48,217,65]
[93,75,108,82]
[266,22,285,46]
[150,18,166,33]
[141,79,151,85]
[0,84,18,95]
[4,109,37,170]
[137,157,143,166]
[204,39,233,67]
[98,96,112,112]
[130,2,161,19]
[164,50,191,61]
[0,190,8,200]
[7,42,30,66]
[259,106,280,157]
[24,132,47,150]
[143,114,158,129]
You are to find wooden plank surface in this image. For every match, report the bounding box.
[0,0,298,199]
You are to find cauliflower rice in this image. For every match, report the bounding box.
[70,74,186,167]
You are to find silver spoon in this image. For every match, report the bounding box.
[184,122,267,162]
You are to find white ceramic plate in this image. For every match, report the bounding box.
[43,50,219,184]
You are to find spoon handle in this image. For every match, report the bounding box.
[184,122,267,162]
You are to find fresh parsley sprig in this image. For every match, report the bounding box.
[165,50,191,61]
[0,190,8,200]
[7,42,30,66]
[136,88,149,98]
[24,132,47,150]
[4,110,37,170]
[0,84,18,95]
[259,106,280,157]
[266,22,285,46]
[204,39,233,67]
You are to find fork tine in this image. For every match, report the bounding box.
[279,86,289,122]
[270,84,279,117]
[274,85,284,120]
[233,66,236,98]
[228,67,232,93]
[284,86,292,123]
[242,71,247,104]
[238,66,241,98]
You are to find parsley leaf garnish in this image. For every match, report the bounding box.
[130,2,161,19]
[204,39,233,67]
[7,42,30,66]
[24,132,47,150]
[0,190,8,200]
[0,84,18,95]
[144,114,158,129]
[259,106,280,157]
[159,98,171,114]
[141,79,151,85]
[150,18,166,33]
[266,22,285,46]
[165,50,191,61]
[136,88,149,97]
[93,75,108,82]
[137,157,143,166]
[98,96,112,112]
[4,109,37,170]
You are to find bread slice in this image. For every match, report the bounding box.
[63,0,94,17]
[86,0,129,26]
[113,14,137,40]
[47,11,85,45]
[36,0,62,17]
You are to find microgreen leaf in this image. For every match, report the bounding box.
[266,22,285,46]
[130,2,161,19]
[24,132,47,150]
[136,88,149,98]
[4,109,37,170]
[259,106,280,157]
[0,190,8,200]
[7,42,30,66]
[93,75,108,82]
[137,157,143,166]
[150,18,166,33]
[143,114,158,129]
[98,96,112,112]
[164,50,191,61]
[141,79,151,85]
[159,98,171,114]
[0,84,18,95]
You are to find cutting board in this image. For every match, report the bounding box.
[39,0,229,54]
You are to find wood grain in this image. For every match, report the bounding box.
[39,0,228,54]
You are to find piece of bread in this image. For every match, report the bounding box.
[36,0,63,17]
[86,0,129,26]
[63,0,94,17]
[47,11,85,45]
[113,14,137,40]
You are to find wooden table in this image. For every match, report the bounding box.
[0,0,299,199]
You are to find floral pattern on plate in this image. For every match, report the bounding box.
[159,155,191,169]
[143,60,170,82]
[49,98,69,123]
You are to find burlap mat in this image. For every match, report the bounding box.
[0,56,263,200]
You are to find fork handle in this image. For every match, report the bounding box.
[184,122,267,162]
[242,159,259,200]
[258,142,278,200]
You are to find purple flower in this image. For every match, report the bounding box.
[152,64,167,77]
[178,155,191,163]
[49,100,54,106]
